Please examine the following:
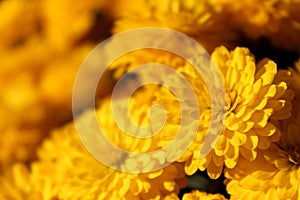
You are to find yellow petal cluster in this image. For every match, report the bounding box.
[113,0,300,51]
[225,91,300,200]
[3,86,188,199]
[113,0,238,53]
[182,190,227,200]
[0,0,114,166]
[0,163,44,200]
[1,0,300,198]
[208,0,300,50]
[153,46,294,179]
[0,44,95,166]
[224,65,300,198]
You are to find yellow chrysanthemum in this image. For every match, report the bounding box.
[208,0,300,50]
[154,46,294,179]
[0,0,114,166]
[225,94,300,200]
[0,44,96,166]
[20,86,188,199]
[182,190,227,200]
[113,0,238,53]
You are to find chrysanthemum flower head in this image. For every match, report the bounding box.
[153,46,294,179]
[113,0,238,53]
[0,44,97,166]
[0,0,114,166]
[22,85,188,199]
[225,92,300,200]
[208,0,300,50]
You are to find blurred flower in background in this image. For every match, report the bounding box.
[0,0,300,199]
[0,0,113,167]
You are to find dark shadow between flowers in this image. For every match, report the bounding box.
[179,170,230,199]
[240,36,299,70]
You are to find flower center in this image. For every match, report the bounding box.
[225,90,241,115]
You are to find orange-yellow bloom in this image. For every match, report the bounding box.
[225,91,300,199]
[14,87,188,199]
[154,46,294,178]
[0,0,113,166]
[225,67,299,198]
[208,0,300,50]
[113,0,238,53]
